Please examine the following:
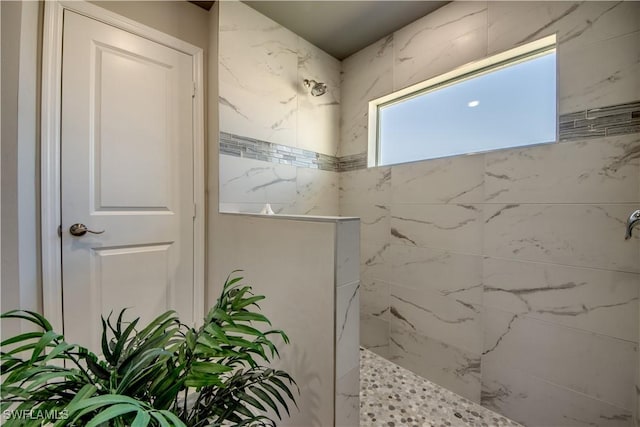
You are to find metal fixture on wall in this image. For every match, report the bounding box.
[303,79,327,97]
[625,209,640,240]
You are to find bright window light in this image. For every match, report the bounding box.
[368,35,557,167]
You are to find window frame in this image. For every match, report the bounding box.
[367,34,558,167]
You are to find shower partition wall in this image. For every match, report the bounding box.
[211,214,360,426]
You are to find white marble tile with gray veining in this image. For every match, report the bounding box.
[392,155,485,204]
[483,308,637,411]
[339,203,390,246]
[487,1,640,55]
[485,134,640,204]
[559,31,640,114]
[297,37,341,156]
[393,1,488,90]
[481,359,633,427]
[337,281,360,378]
[336,220,360,286]
[339,167,391,205]
[340,36,394,157]
[291,167,339,216]
[484,203,640,273]
[390,204,483,255]
[360,313,390,358]
[389,245,483,306]
[336,366,359,427]
[360,276,389,321]
[389,323,482,403]
[219,202,290,215]
[389,284,483,355]
[219,1,299,146]
[483,257,639,342]
[360,241,392,284]
[219,155,297,205]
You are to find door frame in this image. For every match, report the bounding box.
[41,0,205,333]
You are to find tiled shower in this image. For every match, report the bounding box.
[218,1,640,425]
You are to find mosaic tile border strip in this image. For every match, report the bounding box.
[338,153,368,172]
[220,132,338,171]
[220,101,640,173]
[559,101,640,141]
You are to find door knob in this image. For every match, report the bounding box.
[69,223,105,237]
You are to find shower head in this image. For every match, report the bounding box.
[303,79,327,97]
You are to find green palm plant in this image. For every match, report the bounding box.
[0,273,298,426]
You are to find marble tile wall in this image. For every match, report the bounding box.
[335,220,361,427]
[638,310,640,427]
[339,36,393,158]
[338,1,640,426]
[486,1,640,115]
[219,154,338,215]
[218,0,340,215]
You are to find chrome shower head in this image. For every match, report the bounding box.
[303,79,327,97]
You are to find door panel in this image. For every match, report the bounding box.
[93,244,173,327]
[61,10,195,350]
[97,45,172,210]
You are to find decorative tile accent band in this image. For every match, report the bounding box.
[220,132,338,171]
[559,101,640,141]
[220,101,640,173]
[337,153,368,172]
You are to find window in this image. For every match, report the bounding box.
[368,35,557,167]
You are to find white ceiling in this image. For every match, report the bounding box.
[242,1,449,60]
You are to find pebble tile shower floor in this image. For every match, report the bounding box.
[360,348,522,427]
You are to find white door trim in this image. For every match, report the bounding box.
[41,0,205,333]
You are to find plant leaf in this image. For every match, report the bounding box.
[158,410,187,426]
[43,342,75,362]
[113,317,140,363]
[30,330,59,364]
[0,331,43,347]
[131,409,152,427]
[191,361,233,374]
[269,376,297,405]
[101,316,115,365]
[250,385,280,419]
[229,312,271,325]
[85,403,140,426]
[86,356,111,380]
[151,412,172,427]
[234,295,265,310]
[261,382,290,416]
[1,310,53,331]
[238,391,266,411]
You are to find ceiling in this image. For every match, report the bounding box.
[189,1,215,10]
[242,1,449,60]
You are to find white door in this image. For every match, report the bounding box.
[61,10,196,350]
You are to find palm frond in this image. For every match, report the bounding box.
[0,272,298,426]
